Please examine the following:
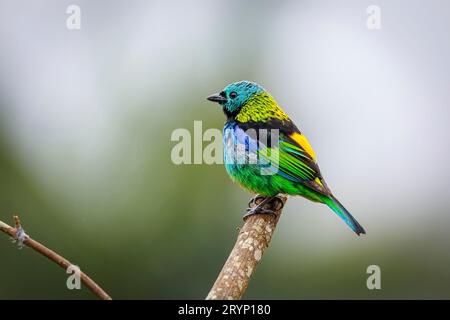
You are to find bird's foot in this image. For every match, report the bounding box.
[244,195,285,221]
[248,194,266,207]
[269,196,285,211]
[244,207,277,220]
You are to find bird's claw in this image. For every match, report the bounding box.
[244,207,277,220]
[270,196,285,211]
[248,195,266,207]
[248,195,285,210]
[244,195,285,220]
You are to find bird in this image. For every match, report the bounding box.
[207,81,365,235]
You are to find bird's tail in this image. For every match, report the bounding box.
[324,195,366,236]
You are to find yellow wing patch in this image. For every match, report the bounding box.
[314,177,323,187]
[290,132,316,162]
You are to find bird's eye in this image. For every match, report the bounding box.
[229,91,237,99]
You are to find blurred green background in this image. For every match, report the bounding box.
[1,0,450,299]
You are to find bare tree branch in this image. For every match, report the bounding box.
[0,215,112,300]
[206,195,288,300]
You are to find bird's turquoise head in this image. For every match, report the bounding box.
[207,81,265,118]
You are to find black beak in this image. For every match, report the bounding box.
[207,93,227,104]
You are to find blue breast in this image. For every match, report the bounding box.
[223,121,258,166]
[222,121,279,178]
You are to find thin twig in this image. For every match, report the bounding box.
[206,195,288,300]
[0,215,112,300]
